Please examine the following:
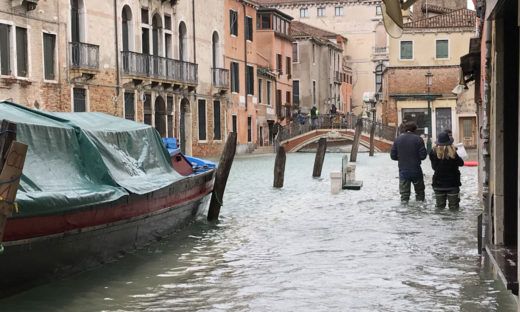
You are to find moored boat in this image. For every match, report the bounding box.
[0,102,215,298]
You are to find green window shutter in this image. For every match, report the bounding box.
[400,41,413,60]
[436,40,449,59]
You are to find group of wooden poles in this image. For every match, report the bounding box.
[208,117,377,221]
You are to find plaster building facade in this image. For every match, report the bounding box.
[225,0,259,152]
[0,0,228,157]
[382,8,476,145]
[254,0,388,116]
[290,21,349,116]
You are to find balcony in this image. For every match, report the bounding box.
[69,42,99,71]
[212,68,229,89]
[121,51,198,85]
[334,71,342,84]
[372,46,389,60]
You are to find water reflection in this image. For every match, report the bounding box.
[0,153,516,311]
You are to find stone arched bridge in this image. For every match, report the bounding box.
[280,128,393,152]
[276,115,397,153]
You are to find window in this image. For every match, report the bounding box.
[292,42,299,62]
[124,92,135,120]
[463,119,473,137]
[375,64,385,94]
[436,39,449,59]
[198,99,207,141]
[43,33,56,80]
[312,81,316,105]
[276,54,282,74]
[400,40,413,60]
[16,27,27,77]
[231,62,239,92]
[73,88,86,112]
[164,15,172,30]
[312,44,316,63]
[246,16,253,41]
[167,96,173,137]
[142,28,150,54]
[247,116,252,142]
[143,94,152,125]
[317,7,326,16]
[141,8,149,24]
[0,24,10,75]
[266,80,271,105]
[276,89,282,117]
[232,115,237,133]
[286,56,291,76]
[335,6,344,16]
[246,65,254,95]
[286,91,291,105]
[230,10,238,36]
[214,100,221,140]
[376,5,382,15]
[258,78,263,103]
[259,13,271,29]
[300,8,309,18]
[293,80,299,105]
[402,108,427,135]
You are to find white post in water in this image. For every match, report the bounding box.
[346,164,356,182]
[330,171,342,194]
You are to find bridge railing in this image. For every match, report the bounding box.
[277,114,397,143]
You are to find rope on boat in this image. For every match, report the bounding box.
[0,196,18,213]
[0,130,16,135]
[0,174,21,185]
[212,191,223,206]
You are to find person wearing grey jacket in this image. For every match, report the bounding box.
[390,121,427,203]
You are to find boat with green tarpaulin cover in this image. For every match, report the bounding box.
[0,102,215,298]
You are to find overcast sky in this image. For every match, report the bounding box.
[467,0,475,10]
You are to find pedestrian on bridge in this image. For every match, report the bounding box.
[429,131,464,209]
[309,106,318,130]
[390,121,427,204]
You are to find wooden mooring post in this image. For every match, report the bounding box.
[273,146,286,188]
[350,118,363,162]
[0,121,28,250]
[207,132,237,221]
[312,138,327,177]
[369,121,376,156]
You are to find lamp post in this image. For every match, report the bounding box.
[425,71,433,153]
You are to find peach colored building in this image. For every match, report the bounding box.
[256,7,293,145]
[225,0,259,153]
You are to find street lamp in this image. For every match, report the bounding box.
[425,71,433,153]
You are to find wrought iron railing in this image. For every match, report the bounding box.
[69,42,99,70]
[212,68,229,88]
[277,113,397,143]
[121,51,198,84]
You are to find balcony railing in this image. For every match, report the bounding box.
[373,46,389,55]
[212,68,229,89]
[69,42,99,70]
[121,51,198,84]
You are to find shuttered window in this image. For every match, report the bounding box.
[246,16,253,41]
[73,88,86,112]
[400,41,413,60]
[0,24,11,75]
[124,92,135,120]
[16,27,27,77]
[246,65,254,95]
[231,62,239,92]
[43,33,56,80]
[230,10,238,36]
[213,100,221,140]
[436,39,449,59]
[198,99,206,141]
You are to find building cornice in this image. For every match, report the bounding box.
[259,0,381,9]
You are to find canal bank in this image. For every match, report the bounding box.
[0,153,515,311]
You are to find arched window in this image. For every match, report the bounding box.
[179,22,187,61]
[152,14,162,57]
[122,5,133,51]
[212,31,220,68]
[375,64,385,94]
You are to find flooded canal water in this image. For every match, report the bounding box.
[0,152,517,311]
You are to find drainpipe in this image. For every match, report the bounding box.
[192,0,196,63]
[114,0,120,104]
[243,1,248,110]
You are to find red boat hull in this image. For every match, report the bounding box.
[0,169,214,298]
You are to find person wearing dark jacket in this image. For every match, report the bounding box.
[390,121,427,203]
[429,131,464,209]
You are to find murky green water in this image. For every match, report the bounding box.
[0,153,516,311]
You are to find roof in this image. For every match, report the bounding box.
[254,0,363,5]
[290,21,345,48]
[404,8,476,29]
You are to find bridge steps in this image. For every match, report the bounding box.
[251,145,274,154]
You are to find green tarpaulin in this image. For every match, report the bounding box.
[0,102,182,218]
